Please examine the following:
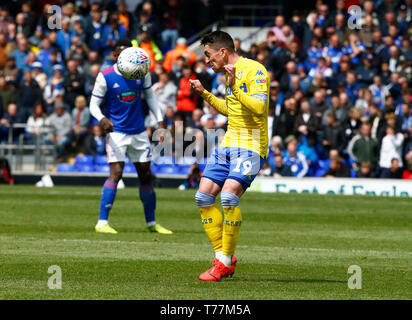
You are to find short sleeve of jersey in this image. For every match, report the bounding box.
[92,72,107,99]
[142,73,152,90]
[247,63,269,102]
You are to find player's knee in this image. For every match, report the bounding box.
[221,192,239,208]
[139,169,153,185]
[109,167,123,182]
[195,190,215,207]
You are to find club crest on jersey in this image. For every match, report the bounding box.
[117,89,138,103]
[236,71,244,80]
[255,70,264,76]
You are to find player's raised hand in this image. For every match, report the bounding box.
[223,64,236,87]
[189,79,205,96]
[99,117,114,133]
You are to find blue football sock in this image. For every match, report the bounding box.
[139,184,156,226]
[99,179,118,221]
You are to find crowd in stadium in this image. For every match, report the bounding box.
[0,0,412,180]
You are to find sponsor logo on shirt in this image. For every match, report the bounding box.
[116,89,138,103]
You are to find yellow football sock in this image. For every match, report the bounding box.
[199,203,223,252]
[222,206,242,256]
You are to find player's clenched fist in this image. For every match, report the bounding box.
[189,79,205,96]
[223,64,236,87]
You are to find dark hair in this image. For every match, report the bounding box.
[114,39,132,50]
[201,31,235,52]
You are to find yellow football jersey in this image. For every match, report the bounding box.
[220,57,270,158]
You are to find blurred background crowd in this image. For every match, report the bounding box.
[0,0,412,182]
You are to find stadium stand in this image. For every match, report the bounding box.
[0,0,411,181]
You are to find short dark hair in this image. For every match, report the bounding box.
[201,31,235,52]
[114,39,132,50]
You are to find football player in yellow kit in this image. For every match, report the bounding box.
[189,31,270,281]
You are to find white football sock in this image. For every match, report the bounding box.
[219,254,232,267]
[215,250,223,260]
[96,220,108,227]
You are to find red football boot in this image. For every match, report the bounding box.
[199,257,237,281]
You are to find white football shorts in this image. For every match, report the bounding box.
[106,131,152,163]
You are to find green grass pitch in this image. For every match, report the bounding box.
[0,185,411,300]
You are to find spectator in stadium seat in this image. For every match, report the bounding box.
[71,95,90,150]
[85,64,101,97]
[46,101,72,158]
[345,71,361,106]
[200,104,227,130]
[272,97,298,140]
[399,103,412,133]
[10,37,31,73]
[0,32,15,70]
[163,37,196,73]
[354,88,374,116]
[132,27,162,73]
[310,90,329,125]
[83,124,106,157]
[324,155,350,178]
[379,125,404,173]
[194,59,213,109]
[323,94,348,126]
[117,2,134,37]
[176,65,197,120]
[85,6,104,53]
[100,14,127,57]
[63,59,86,110]
[308,57,333,79]
[342,107,362,144]
[282,135,309,178]
[343,32,366,66]
[71,20,87,46]
[152,71,178,115]
[380,158,403,179]
[16,70,42,121]
[269,15,286,42]
[15,12,32,39]
[356,57,377,87]
[188,108,203,131]
[26,102,50,141]
[0,75,15,111]
[349,121,379,171]
[43,65,65,113]
[160,0,179,50]
[294,98,319,147]
[83,51,101,78]
[369,75,389,109]
[323,112,346,155]
[270,153,292,178]
[163,105,175,130]
[0,102,25,142]
[0,6,13,34]
[56,18,73,60]
[402,159,412,179]
[356,161,376,178]
[322,33,343,72]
